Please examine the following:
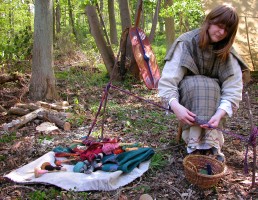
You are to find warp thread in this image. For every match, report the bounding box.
[194,116,258,173]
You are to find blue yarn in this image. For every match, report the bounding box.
[73,161,85,173]
[53,146,72,153]
[101,163,119,172]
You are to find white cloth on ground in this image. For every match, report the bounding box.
[4,151,151,192]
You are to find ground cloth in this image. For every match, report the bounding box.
[4,151,151,191]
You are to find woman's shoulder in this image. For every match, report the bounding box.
[177,28,200,41]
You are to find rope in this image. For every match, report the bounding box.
[87,82,111,137]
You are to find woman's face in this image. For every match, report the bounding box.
[208,24,228,43]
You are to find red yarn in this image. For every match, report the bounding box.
[113,147,124,154]
[102,143,120,155]
[79,143,103,162]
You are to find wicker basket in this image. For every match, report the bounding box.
[183,155,225,189]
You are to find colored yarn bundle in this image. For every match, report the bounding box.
[34,162,67,178]
[73,153,103,174]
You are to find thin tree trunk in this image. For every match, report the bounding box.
[149,0,161,43]
[158,16,164,32]
[67,0,78,42]
[53,0,55,41]
[164,0,175,51]
[56,0,61,33]
[85,5,119,80]
[140,2,144,30]
[118,0,132,32]
[119,0,139,80]
[99,0,103,12]
[108,0,118,45]
[134,0,142,27]
[96,2,111,46]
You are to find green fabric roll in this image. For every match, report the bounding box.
[102,147,155,173]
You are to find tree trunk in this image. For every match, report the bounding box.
[25,0,32,31]
[53,0,55,41]
[164,0,175,51]
[108,0,118,45]
[29,0,58,100]
[118,0,132,32]
[140,2,145,30]
[134,0,141,27]
[99,0,103,12]
[56,0,61,34]
[149,0,161,43]
[96,2,111,46]
[158,16,164,32]
[85,5,120,80]
[119,28,139,80]
[67,0,78,42]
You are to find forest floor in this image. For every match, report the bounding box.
[0,57,258,200]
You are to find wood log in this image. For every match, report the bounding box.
[41,110,73,121]
[7,107,31,116]
[40,110,71,131]
[36,101,71,111]
[2,108,44,131]
[15,103,39,111]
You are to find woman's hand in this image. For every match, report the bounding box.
[170,100,196,125]
[200,109,226,129]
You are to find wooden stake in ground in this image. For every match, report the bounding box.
[244,90,257,188]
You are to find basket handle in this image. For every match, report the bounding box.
[186,160,200,185]
[186,161,198,173]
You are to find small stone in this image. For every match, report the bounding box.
[139,194,153,200]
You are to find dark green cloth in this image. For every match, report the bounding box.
[101,147,155,173]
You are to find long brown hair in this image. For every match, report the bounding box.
[199,5,239,61]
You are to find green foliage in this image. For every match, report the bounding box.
[29,188,61,200]
[28,188,90,200]
[37,135,53,144]
[66,97,87,127]
[133,185,151,193]
[160,0,205,35]
[152,34,167,70]
[150,151,168,171]
[0,132,17,144]
[29,190,47,200]
[55,62,109,95]
[103,97,176,136]
[0,0,33,64]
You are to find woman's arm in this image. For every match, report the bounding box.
[158,42,196,125]
[158,42,186,103]
[219,54,243,116]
